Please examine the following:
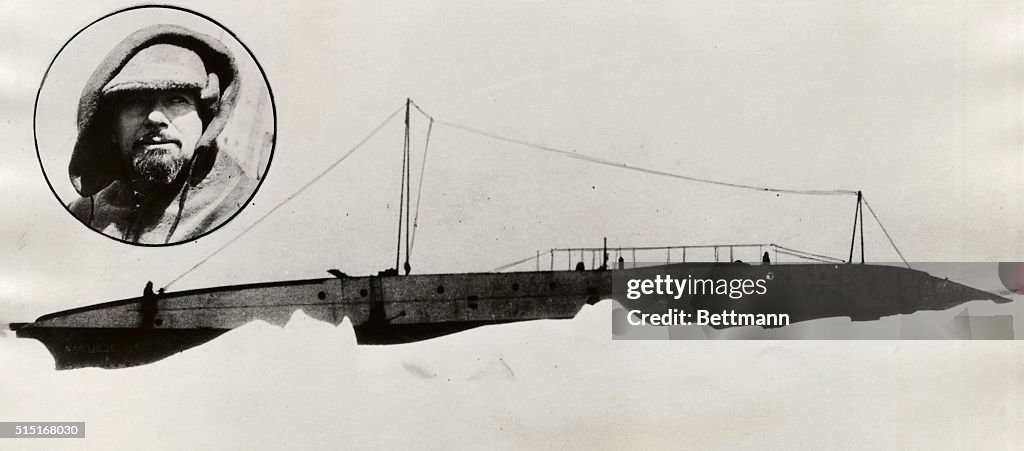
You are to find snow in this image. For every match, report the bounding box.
[2,301,1022,450]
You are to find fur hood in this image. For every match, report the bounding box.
[68,24,239,197]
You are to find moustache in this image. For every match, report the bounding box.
[134,132,181,149]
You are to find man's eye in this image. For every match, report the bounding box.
[121,96,146,108]
[169,95,193,105]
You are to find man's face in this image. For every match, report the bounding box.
[111,90,203,186]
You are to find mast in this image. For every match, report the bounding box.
[859,191,865,264]
[848,191,863,264]
[396,99,411,273]
[404,98,412,275]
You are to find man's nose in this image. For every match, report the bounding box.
[144,106,170,126]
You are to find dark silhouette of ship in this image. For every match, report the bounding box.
[9,261,1011,369]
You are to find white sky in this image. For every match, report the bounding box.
[1,1,1022,321]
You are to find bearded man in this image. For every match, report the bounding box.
[68,24,256,244]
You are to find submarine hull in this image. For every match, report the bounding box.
[11,264,1011,369]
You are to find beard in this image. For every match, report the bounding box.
[131,146,189,185]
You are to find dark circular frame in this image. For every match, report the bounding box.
[33,3,277,247]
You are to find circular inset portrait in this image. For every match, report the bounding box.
[35,5,275,246]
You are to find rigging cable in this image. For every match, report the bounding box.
[491,253,543,272]
[411,102,897,268]
[431,119,857,196]
[409,118,434,254]
[411,101,910,270]
[412,100,866,266]
[409,100,433,122]
[162,98,909,286]
[408,101,854,196]
[861,196,911,269]
[771,244,845,263]
[774,249,839,264]
[162,103,407,291]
